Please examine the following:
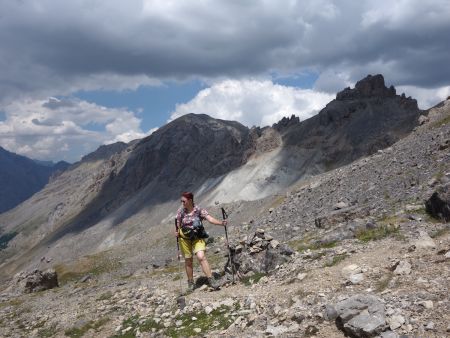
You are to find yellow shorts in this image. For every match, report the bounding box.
[178,229,206,259]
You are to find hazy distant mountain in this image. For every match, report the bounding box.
[0,148,70,213]
[0,74,423,278]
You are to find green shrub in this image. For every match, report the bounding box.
[355,225,399,242]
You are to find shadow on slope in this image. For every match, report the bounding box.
[42,114,254,244]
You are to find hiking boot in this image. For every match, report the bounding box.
[208,277,220,290]
[186,280,195,293]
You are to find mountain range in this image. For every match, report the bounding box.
[0,147,69,214]
[1,74,450,337]
[0,74,423,278]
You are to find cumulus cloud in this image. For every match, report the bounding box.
[1,0,450,103]
[397,85,450,110]
[169,80,334,127]
[1,1,449,160]
[0,98,149,162]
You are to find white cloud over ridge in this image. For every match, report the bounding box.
[170,80,334,127]
[1,0,450,160]
[0,98,150,162]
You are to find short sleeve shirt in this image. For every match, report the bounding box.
[176,206,209,228]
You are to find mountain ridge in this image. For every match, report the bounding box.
[0,147,70,213]
[0,74,424,280]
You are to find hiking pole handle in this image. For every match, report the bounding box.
[221,207,228,220]
[221,208,229,241]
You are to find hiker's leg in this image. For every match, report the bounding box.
[196,250,212,278]
[185,257,194,281]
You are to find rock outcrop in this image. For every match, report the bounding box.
[223,229,294,282]
[426,184,450,221]
[15,269,59,294]
[332,294,387,337]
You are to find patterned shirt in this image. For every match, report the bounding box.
[176,206,209,229]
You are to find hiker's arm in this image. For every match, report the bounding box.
[174,214,181,237]
[205,215,227,226]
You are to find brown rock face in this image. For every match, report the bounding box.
[16,269,59,294]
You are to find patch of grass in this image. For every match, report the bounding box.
[166,305,235,338]
[430,227,450,238]
[96,291,113,301]
[64,317,110,337]
[115,306,236,338]
[375,272,394,292]
[355,225,400,242]
[18,215,47,236]
[269,195,286,210]
[289,237,337,252]
[38,323,58,337]
[241,272,266,286]
[0,298,24,308]
[323,254,349,267]
[54,251,121,285]
[431,114,450,128]
[148,264,180,277]
[113,315,163,338]
[0,231,18,250]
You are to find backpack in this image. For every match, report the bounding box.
[180,207,209,240]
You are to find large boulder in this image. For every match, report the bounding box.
[16,269,59,293]
[425,184,450,222]
[330,294,387,337]
[224,229,294,280]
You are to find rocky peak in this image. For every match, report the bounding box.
[272,114,300,131]
[80,142,129,163]
[336,74,397,101]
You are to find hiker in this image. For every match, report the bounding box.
[175,191,227,292]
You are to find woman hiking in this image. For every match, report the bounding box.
[175,191,227,292]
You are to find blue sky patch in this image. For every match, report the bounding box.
[0,111,6,122]
[273,72,318,89]
[75,80,206,132]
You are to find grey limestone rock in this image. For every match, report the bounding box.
[334,294,387,337]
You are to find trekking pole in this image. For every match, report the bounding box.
[175,218,185,307]
[221,208,235,284]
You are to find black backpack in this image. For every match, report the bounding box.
[180,208,209,240]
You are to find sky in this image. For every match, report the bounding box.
[0,0,450,162]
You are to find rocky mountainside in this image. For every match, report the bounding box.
[203,74,421,203]
[0,74,423,281]
[0,94,449,337]
[277,74,420,169]
[0,147,70,213]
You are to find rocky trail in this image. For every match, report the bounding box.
[0,99,450,337]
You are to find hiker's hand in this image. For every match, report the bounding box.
[221,220,228,226]
[174,229,179,237]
